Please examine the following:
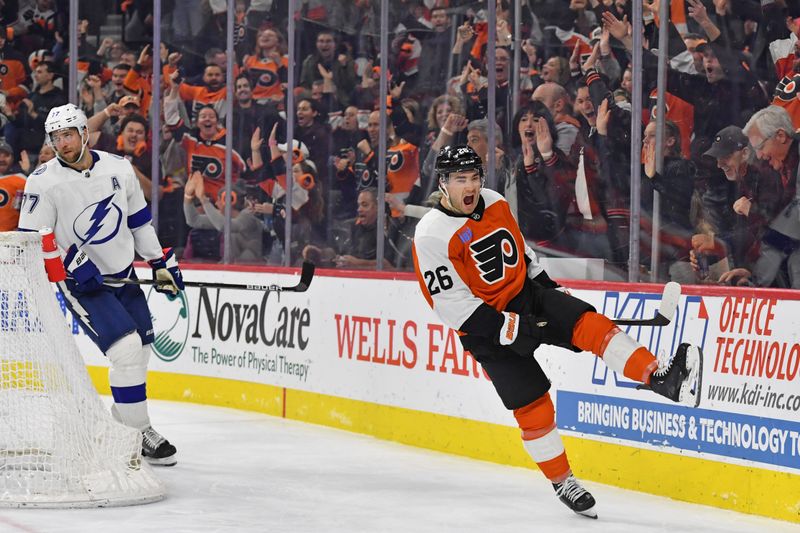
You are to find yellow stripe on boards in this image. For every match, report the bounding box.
[86,366,800,524]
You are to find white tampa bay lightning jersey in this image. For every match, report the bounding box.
[18,150,163,275]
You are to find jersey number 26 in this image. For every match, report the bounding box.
[424,266,453,295]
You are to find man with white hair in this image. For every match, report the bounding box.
[738,105,800,287]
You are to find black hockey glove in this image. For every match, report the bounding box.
[497,312,543,357]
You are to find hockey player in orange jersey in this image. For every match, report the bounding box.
[412,145,703,519]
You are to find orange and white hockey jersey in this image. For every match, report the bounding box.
[0,173,26,231]
[412,188,544,332]
[242,54,288,103]
[386,140,420,194]
[769,33,800,128]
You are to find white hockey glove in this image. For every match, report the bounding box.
[148,248,184,296]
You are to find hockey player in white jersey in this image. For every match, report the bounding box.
[18,103,182,466]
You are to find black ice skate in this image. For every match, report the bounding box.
[141,426,177,466]
[642,343,703,407]
[552,473,597,519]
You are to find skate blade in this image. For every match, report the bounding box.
[575,506,598,519]
[144,454,177,467]
[679,346,703,408]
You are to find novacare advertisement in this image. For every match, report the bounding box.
[64,269,800,474]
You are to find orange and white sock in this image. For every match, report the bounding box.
[571,312,658,384]
[513,392,571,483]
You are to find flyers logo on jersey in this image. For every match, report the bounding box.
[775,74,800,102]
[469,228,518,284]
[388,150,404,171]
[258,70,279,88]
[191,154,223,179]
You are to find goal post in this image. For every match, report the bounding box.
[0,231,165,508]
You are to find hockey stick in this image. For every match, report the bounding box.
[75,261,316,293]
[612,282,681,327]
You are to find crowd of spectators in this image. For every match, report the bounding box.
[1,0,800,289]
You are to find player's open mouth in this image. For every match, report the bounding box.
[463,195,474,206]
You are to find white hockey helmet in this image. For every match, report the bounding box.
[45,103,89,164]
[45,103,88,139]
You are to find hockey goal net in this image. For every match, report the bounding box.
[0,232,165,507]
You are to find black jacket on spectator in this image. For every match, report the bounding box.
[296,120,331,184]
[643,45,768,158]
[515,147,574,246]
[232,101,282,179]
[15,86,66,153]
[583,70,632,264]
[300,53,357,108]
[332,127,367,153]
[416,29,453,99]
[643,156,696,231]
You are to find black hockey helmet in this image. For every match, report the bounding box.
[435,145,484,184]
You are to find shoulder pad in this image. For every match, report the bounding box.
[109,153,123,160]
[32,165,47,175]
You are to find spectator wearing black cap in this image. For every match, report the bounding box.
[686,126,781,284]
[705,126,784,238]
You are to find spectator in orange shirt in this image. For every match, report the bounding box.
[123,44,156,118]
[176,63,227,123]
[164,83,244,201]
[242,28,288,106]
[0,139,27,231]
[0,24,29,100]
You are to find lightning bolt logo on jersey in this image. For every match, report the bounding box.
[74,193,123,246]
[412,189,534,332]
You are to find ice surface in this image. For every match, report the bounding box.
[0,399,795,533]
